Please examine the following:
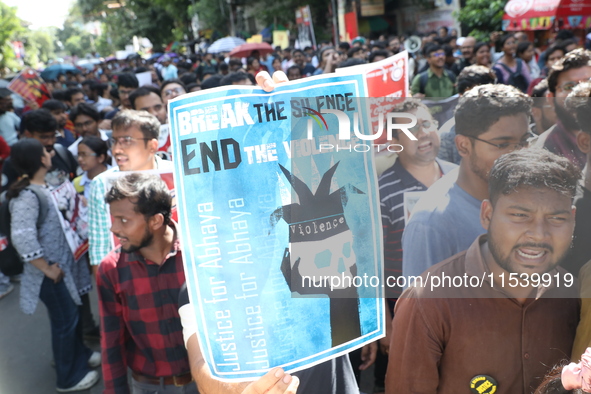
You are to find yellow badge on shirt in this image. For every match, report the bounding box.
[470,375,498,394]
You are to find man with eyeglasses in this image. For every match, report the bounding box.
[129,86,172,161]
[160,79,187,107]
[533,48,591,170]
[454,36,476,74]
[88,110,173,275]
[67,103,111,157]
[402,84,533,279]
[411,45,457,98]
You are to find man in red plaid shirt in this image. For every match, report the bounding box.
[97,173,300,394]
[97,173,195,394]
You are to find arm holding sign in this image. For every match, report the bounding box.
[179,301,299,394]
[186,334,299,394]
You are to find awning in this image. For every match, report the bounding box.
[502,0,591,31]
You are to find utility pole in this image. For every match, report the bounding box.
[331,0,339,46]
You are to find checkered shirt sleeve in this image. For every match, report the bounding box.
[88,174,112,266]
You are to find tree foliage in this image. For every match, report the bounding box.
[194,0,333,41]
[0,1,24,72]
[76,0,193,53]
[457,0,508,42]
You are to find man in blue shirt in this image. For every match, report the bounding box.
[402,84,534,279]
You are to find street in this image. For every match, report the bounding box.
[0,283,104,394]
[0,282,375,394]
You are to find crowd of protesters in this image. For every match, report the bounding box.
[1,25,591,394]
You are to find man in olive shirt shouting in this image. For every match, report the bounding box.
[387,149,580,394]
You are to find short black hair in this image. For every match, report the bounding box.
[42,99,66,112]
[531,79,549,107]
[80,135,111,165]
[111,109,160,140]
[338,42,351,51]
[160,79,187,95]
[442,36,455,45]
[371,41,386,50]
[51,89,67,102]
[457,65,497,95]
[22,109,58,134]
[65,87,83,102]
[286,65,301,75]
[186,82,201,91]
[129,86,161,110]
[369,50,389,63]
[424,44,443,57]
[117,72,139,89]
[556,29,575,41]
[69,102,100,123]
[201,74,223,90]
[565,81,591,134]
[496,34,515,52]
[220,72,251,86]
[105,173,172,225]
[547,49,591,94]
[179,73,197,86]
[347,47,365,58]
[442,44,454,57]
[516,41,533,57]
[488,149,580,205]
[545,45,566,61]
[228,59,243,69]
[292,49,305,56]
[560,38,578,51]
[90,82,107,96]
[337,58,367,68]
[455,84,532,138]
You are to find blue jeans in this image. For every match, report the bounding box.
[39,276,92,389]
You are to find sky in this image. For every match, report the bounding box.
[5,0,75,29]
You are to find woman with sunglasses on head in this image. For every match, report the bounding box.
[7,139,100,392]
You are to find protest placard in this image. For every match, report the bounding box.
[8,67,51,107]
[336,51,409,145]
[168,73,385,380]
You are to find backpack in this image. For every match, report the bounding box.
[496,60,529,93]
[0,185,49,276]
[419,69,456,95]
[54,144,79,180]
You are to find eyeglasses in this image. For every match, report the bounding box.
[108,136,152,148]
[431,52,445,58]
[118,89,134,96]
[467,132,535,151]
[163,87,185,97]
[558,78,591,92]
[74,120,96,129]
[77,152,97,158]
[408,120,438,136]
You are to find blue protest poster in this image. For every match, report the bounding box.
[168,74,384,380]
